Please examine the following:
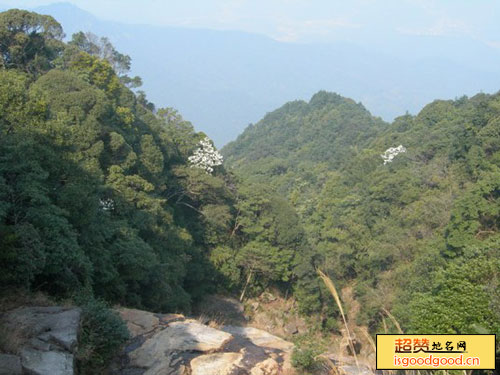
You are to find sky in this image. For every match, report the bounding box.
[1,0,500,46]
[1,0,499,145]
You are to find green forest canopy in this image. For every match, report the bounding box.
[223,90,500,338]
[0,9,305,316]
[0,9,498,351]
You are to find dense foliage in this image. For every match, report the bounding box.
[224,90,500,342]
[0,9,498,366]
[0,9,223,312]
[0,9,304,319]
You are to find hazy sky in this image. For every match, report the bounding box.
[2,0,500,46]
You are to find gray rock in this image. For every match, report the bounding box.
[128,320,233,372]
[21,348,73,375]
[190,352,243,375]
[117,308,160,338]
[0,353,22,375]
[33,307,65,313]
[119,370,146,375]
[36,309,81,351]
[193,295,246,326]
[3,307,81,351]
[1,306,81,375]
[222,326,294,351]
[30,338,52,351]
[112,308,296,375]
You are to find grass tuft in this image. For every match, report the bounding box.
[317,269,360,373]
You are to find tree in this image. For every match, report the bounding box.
[233,183,304,299]
[445,170,500,254]
[0,9,64,75]
[188,137,223,174]
[406,242,499,337]
[69,32,142,88]
[0,70,32,134]
[140,134,164,176]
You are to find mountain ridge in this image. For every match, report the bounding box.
[3,2,499,146]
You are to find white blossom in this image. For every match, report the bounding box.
[188,137,223,173]
[381,145,406,165]
[99,198,115,211]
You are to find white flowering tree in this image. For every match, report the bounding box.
[99,198,115,211]
[188,137,223,173]
[381,145,406,165]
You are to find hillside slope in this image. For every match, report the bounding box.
[223,89,500,345]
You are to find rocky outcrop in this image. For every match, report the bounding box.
[113,308,295,375]
[117,308,161,337]
[0,306,80,375]
[222,326,294,351]
[0,354,22,375]
[126,321,233,374]
[190,352,243,375]
[0,305,295,375]
[20,349,74,375]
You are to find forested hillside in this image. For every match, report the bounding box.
[0,9,306,319]
[224,90,500,341]
[0,10,214,311]
[0,7,499,374]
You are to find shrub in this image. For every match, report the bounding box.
[76,298,129,374]
[292,346,322,373]
[291,333,326,374]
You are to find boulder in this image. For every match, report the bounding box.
[114,308,295,375]
[117,308,160,337]
[222,326,294,351]
[0,353,22,375]
[128,321,233,371]
[21,348,73,375]
[158,313,185,325]
[190,352,243,375]
[0,307,80,375]
[250,357,279,375]
[3,304,296,375]
[2,307,80,351]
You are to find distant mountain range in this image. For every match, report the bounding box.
[2,2,499,146]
